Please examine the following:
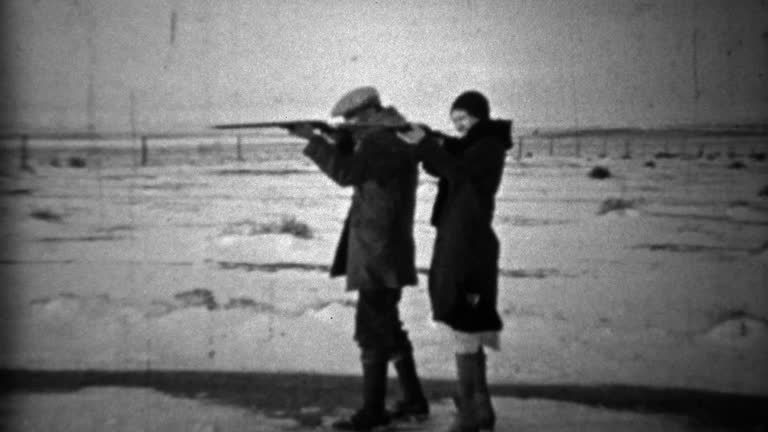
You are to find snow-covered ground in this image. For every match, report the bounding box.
[0,140,766,430]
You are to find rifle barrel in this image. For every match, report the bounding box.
[212,120,414,132]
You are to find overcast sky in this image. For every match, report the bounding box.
[2,0,767,132]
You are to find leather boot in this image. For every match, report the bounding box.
[474,348,495,431]
[446,352,479,432]
[332,351,390,431]
[390,351,429,421]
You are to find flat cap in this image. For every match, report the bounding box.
[331,86,381,117]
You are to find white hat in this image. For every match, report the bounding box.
[330,86,381,117]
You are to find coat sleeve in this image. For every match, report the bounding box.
[303,135,367,187]
[416,136,505,185]
[421,136,458,178]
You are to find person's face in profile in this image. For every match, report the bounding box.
[450,109,479,137]
[344,105,378,124]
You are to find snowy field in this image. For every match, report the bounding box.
[0,136,766,430]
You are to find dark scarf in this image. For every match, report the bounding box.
[444,119,513,155]
[429,119,512,227]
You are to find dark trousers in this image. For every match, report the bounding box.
[354,288,413,357]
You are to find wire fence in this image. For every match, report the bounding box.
[0,132,306,170]
[1,130,766,171]
[513,135,767,161]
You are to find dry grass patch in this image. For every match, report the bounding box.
[222,216,313,239]
[588,166,612,179]
[597,197,640,215]
[30,208,65,223]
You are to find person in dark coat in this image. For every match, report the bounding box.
[288,86,429,431]
[398,90,511,432]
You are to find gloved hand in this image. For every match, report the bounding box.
[330,129,355,155]
[285,123,316,139]
[396,125,427,145]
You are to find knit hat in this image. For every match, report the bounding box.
[450,90,490,120]
[330,86,381,118]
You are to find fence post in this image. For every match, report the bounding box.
[516,136,523,160]
[141,136,148,166]
[236,135,244,161]
[549,138,554,156]
[623,139,631,159]
[575,139,581,158]
[20,135,30,170]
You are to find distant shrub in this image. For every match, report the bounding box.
[706,152,720,161]
[654,152,678,159]
[749,152,766,162]
[278,216,313,239]
[49,157,61,167]
[67,156,87,168]
[759,185,768,198]
[644,160,656,168]
[727,161,746,169]
[597,197,638,215]
[30,208,64,223]
[173,288,218,311]
[588,166,611,179]
[96,224,135,233]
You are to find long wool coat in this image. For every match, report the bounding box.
[303,107,418,291]
[416,119,512,332]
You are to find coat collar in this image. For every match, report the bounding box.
[461,119,513,150]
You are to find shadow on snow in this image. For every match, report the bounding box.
[1,369,766,429]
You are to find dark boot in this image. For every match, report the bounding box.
[446,352,479,432]
[473,348,495,431]
[390,351,429,421]
[332,351,390,431]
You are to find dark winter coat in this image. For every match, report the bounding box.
[303,107,418,291]
[416,119,512,332]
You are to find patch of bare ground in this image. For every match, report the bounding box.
[29,208,65,223]
[209,260,574,280]
[2,371,766,429]
[221,217,313,239]
[101,174,158,181]
[139,181,205,191]
[496,215,572,226]
[210,168,312,176]
[94,224,135,234]
[597,197,643,215]
[170,288,356,317]
[36,234,128,243]
[0,188,32,196]
[631,243,755,254]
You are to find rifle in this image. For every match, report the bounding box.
[212,120,416,134]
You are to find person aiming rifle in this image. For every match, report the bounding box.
[285,86,429,430]
[398,90,511,432]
